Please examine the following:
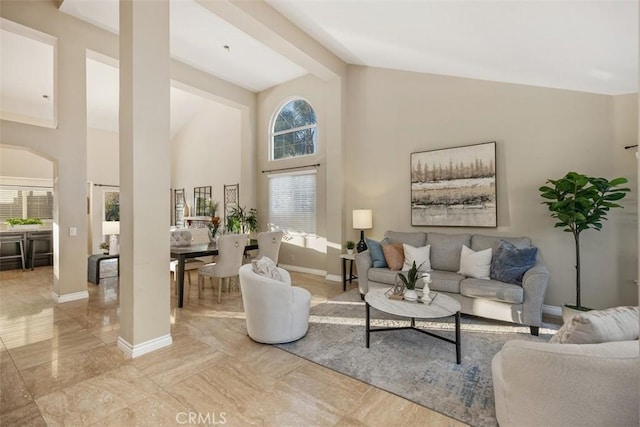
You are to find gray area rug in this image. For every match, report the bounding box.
[276,287,558,426]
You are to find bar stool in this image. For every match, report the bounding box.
[0,233,26,271]
[27,231,53,270]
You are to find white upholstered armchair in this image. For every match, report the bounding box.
[238,263,311,344]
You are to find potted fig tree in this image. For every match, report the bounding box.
[539,171,630,321]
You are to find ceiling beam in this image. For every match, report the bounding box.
[195,0,346,81]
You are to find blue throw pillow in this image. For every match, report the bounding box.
[366,238,388,268]
[490,240,537,285]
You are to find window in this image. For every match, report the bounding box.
[268,171,316,236]
[271,99,317,160]
[0,186,53,221]
[104,191,119,221]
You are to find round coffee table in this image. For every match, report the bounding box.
[364,287,462,364]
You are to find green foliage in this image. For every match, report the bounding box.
[5,218,43,225]
[346,240,356,250]
[206,217,222,239]
[397,260,426,290]
[226,206,258,234]
[539,172,630,236]
[539,171,630,309]
[104,192,120,221]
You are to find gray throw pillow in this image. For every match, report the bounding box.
[366,238,388,268]
[490,239,537,285]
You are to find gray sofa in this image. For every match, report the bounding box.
[354,231,550,335]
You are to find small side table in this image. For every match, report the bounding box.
[88,254,119,285]
[340,253,358,292]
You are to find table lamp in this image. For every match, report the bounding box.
[102,221,120,255]
[352,209,372,253]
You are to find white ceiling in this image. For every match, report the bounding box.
[1,0,637,135]
[0,26,55,126]
[59,0,640,95]
[268,0,638,95]
[59,0,308,92]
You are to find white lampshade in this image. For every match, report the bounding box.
[352,209,373,230]
[102,221,120,235]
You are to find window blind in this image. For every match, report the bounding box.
[268,171,316,235]
[0,186,53,220]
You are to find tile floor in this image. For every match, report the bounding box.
[0,266,465,426]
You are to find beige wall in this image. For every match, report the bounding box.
[87,128,119,185]
[1,0,97,298]
[0,1,256,305]
[0,146,53,178]
[171,101,242,215]
[257,74,330,272]
[345,65,638,309]
[86,128,119,254]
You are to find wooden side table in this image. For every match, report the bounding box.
[340,253,357,292]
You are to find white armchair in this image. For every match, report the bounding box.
[492,339,638,427]
[238,263,311,344]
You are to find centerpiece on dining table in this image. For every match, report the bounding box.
[206,216,222,243]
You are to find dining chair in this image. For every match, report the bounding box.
[198,234,247,303]
[169,259,204,303]
[255,230,284,265]
[169,228,205,302]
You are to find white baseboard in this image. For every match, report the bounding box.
[543,304,562,317]
[52,290,89,303]
[325,274,341,282]
[117,334,172,359]
[279,264,327,277]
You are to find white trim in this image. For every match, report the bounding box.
[0,176,54,188]
[543,304,562,318]
[117,334,172,359]
[280,263,326,277]
[273,123,316,137]
[52,290,89,303]
[325,274,341,283]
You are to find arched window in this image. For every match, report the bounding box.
[271,99,317,160]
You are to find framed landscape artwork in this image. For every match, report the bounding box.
[411,141,497,227]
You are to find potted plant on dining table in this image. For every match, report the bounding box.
[226,206,258,235]
[206,216,222,243]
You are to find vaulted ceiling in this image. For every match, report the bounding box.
[1,0,637,135]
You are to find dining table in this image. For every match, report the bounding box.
[170,239,258,307]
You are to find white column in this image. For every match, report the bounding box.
[52,33,89,302]
[117,0,172,358]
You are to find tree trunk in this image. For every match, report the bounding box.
[574,232,581,309]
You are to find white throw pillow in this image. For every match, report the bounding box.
[457,245,492,280]
[402,244,431,271]
[251,256,284,282]
[550,306,639,344]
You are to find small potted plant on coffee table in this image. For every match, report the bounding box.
[346,240,355,255]
[397,260,427,302]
